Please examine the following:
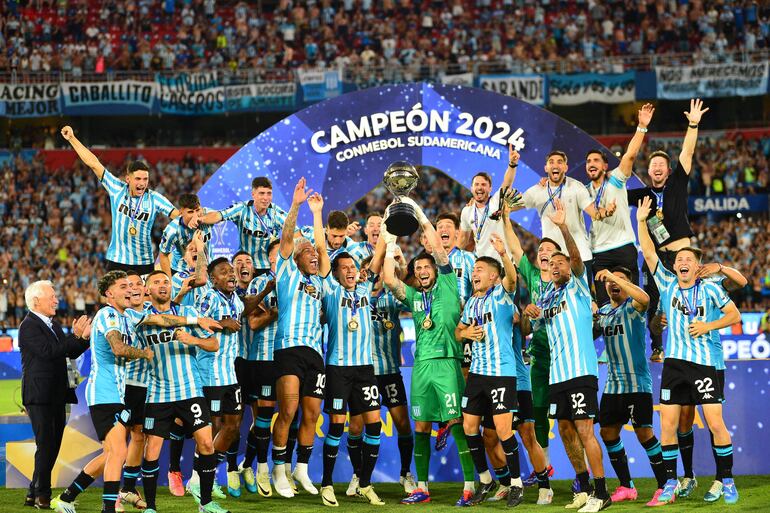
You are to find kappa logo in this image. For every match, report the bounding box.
[333,398,344,411]
[575,409,586,415]
[390,397,398,404]
[369,400,379,407]
[314,388,323,395]
[144,417,155,430]
[661,389,671,401]
[495,403,506,411]
[194,418,204,426]
[448,408,458,415]
[702,393,713,399]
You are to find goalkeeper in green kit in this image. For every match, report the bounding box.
[382,197,477,506]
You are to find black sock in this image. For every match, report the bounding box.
[348,434,363,476]
[535,467,551,489]
[604,438,632,488]
[466,432,489,474]
[254,407,273,465]
[141,459,159,509]
[494,466,511,487]
[359,422,381,488]
[577,471,593,493]
[322,423,345,487]
[642,436,666,489]
[193,452,199,477]
[216,450,226,466]
[61,471,95,502]
[102,480,119,513]
[243,427,259,468]
[199,453,216,506]
[272,445,287,466]
[594,477,608,500]
[285,416,299,467]
[297,444,313,464]
[677,429,694,479]
[121,465,141,493]
[662,444,679,482]
[398,434,414,477]
[714,444,733,480]
[710,431,718,480]
[501,435,521,482]
[168,425,185,473]
[226,436,240,472]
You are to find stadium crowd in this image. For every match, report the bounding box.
[1,0,769,76]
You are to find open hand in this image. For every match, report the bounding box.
[307,192,324,214]
[684,98,709,125]
[292,177,313,205]
[547,198,566,226]
[636,196,653,222]
[638,103,655,128]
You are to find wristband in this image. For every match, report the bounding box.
[688,123,698,129]
[636,126,648,133]
[509,162,518,167]
[186,315,198,325]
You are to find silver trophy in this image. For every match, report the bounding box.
[383,161,420,236]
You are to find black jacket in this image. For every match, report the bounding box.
[19,313,90,406]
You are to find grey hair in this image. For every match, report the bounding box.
[25,280,54,310]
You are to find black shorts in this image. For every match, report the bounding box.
[203,385,243,416]
[105,260,155,276]
[660,358,723,405]
[461,340,472,368]
[235,357,249,401]
[482,390,534,430]
[548,376,599,421]
[124,384,147,426]
[376,372,408,408]
[274,346,325,399]
[717,369,725,402]
[324,365,381,416]
[242,360,277,402]
[599,392,654,428]
[462,373,518,418]
[89,403,130,441]
[144,397,211,438]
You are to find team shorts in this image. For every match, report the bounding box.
[599,392,654,428]
[717,369,725,402]
[376,372,408,408]
[89,403,130,441]
[234,357,249,402]
[462,373,518,417]
[481,390,533,430]
[124,384,147,426]
[242,360,277,402]
[274,346,325,399]
[461,340,472,368]
[660,358,722,405]
[410,358,465,422]
[324,365,381,416]
[548,376,599,421]
[203,385,243,416]
[143,397,211,438]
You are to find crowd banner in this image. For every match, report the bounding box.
[440,72,475,87]
[297,67,343,103]
[156,71,225,115]
[688,194,769,214]
[61,80,157,115]
[224,83,297,112]
[656,62,769,100]
[478,74,547,106]
[549,72,635,106]
[0,83,60,117]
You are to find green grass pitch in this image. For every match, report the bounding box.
[0,379,22,416]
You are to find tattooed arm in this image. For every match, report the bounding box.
[280,178,312,260]
[106,330,153,360]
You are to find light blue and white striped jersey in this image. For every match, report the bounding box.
[86,305,131,406]
[246,273,278,361]
[100,169,176,265]
[704,276,728,371]
[461,285,518,377]
[124,304,151,387]
[235,285,250,359]
[128,303,208,403]
[532,270,598,385]
[322,275,375,367]
[597,298,652,394]
[171,268,211,307]
[653,265,731,367]
[159,211,213,272]
[275,253,324,356]
[512,324,531,392]
[220,201,287,268]
[346,241,374,268]
[195,288,244,387]
[370,289,407,375]
[299,226,355,259]
[448,247,476,307]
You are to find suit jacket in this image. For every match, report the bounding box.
[19,313,90,406]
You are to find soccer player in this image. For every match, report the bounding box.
[199,177,287,274]
[628,99,710,362]
[521,200,610,513]
[636,195,741,505]
[60,126,179,275]
[382,198,477,506]
[300,209,355,258]
[171,232,209,307]
[346,212,382,267]
[587,103,655,306]
[593,268,667,505]
[52,271,154,513]
[271,178,326,498]
[159,193,213,277]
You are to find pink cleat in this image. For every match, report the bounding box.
[168,471,185,497]
[611,486,638,502]
[646,488,664,507]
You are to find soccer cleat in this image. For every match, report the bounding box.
[321,486,339,507]
[610,485,638,502]
[656,479,680,505]
[703,480,724,503]
[469,480,497,505]
[187,482,202,503]
[401,488,431,504]
[524,465,555,487]
[537,488,554,505]
[118,490,147,509]
[212,484,226,500]
[346,474,361,497]
[577,495,612,513]
[286,467,298,494]
[650,348,664,363]
[455,489,474,507]
[506,486,524,508]
[678,477,697,498]
[565,492,589,509]
[360,485,386,506]
[199,500,230,513]
[51,495,77,513]
[240,464,257,494]
[271,465,294,498]
[400,472,417,494]
[227,470,241,498]
[722,478,738,504]
[256,470,273,497]
[435,424,450,451]
[168,471,185,497]
[488,485,510,502]
[115,497,124,512]
[645,488,664,507]
[293,466,318,495]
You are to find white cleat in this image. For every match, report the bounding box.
[537,487,554,505]
[565,492,589,509]
[272,465,295,498]
[400,472,417,495]
[321,485,339,507]
[346,474,361,497]
[359,485,385,506]
[293,465,319,495]
[256,470,273,497]
[286,466,298,494]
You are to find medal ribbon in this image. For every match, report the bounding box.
[593,179,607,210]
[254,205,273,236]
[345,288,360,318]
[539,182,564,217]
[128,190,146,226]
[421,290,433,319]
[473,287,494,325]
[535,279,554,308]
[678,280,700,321]
[216,289,237,317]
[472,201,490,242]
[652,188,664,212]
[598,298,629,323]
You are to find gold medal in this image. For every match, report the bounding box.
[656,208,664,220]
[348,319,359,331]
[421,317,433,330]
[305,284,316,294]
[128,225,138,236]
[383,319,395,330]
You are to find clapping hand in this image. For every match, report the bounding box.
[72,315,92,340]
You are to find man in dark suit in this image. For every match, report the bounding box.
[19,280,91,509]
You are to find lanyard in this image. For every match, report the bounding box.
[593,179,607,210]
[421,289,433,318]
[216,289,237,317]
[535,279,554,307]
[472,201,490,242]
[540,181,564,217]
[150,304,178,316]
[345,288,360,317]
[537,282,565,309]
[599,298,629,323]
[128,191,146,224]
[254,205,273,235]
[371,289,386,318]
[652,188,664,210]
[678,281,700,321]
[473,287,494,324]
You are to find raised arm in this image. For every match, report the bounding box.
[595,269,650,312]
[280,178,312,260]
[679,98,709,174]
[501,145,520,189]
[401,197,448,266]
[368,229,387,276]
[548,199,584,276]
[381,229,407,302]
[307,192,330,277]
[619,103,655,178]
[695,263,748,292]
[635,196,660,272]
[60,126,105,179]
[501,201,524,264]
[106,330,153,361]
[159,253,172,278]
[191,231,209,287]
[490,233,517,292]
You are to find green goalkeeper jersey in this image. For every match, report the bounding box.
[519,254,551,362]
